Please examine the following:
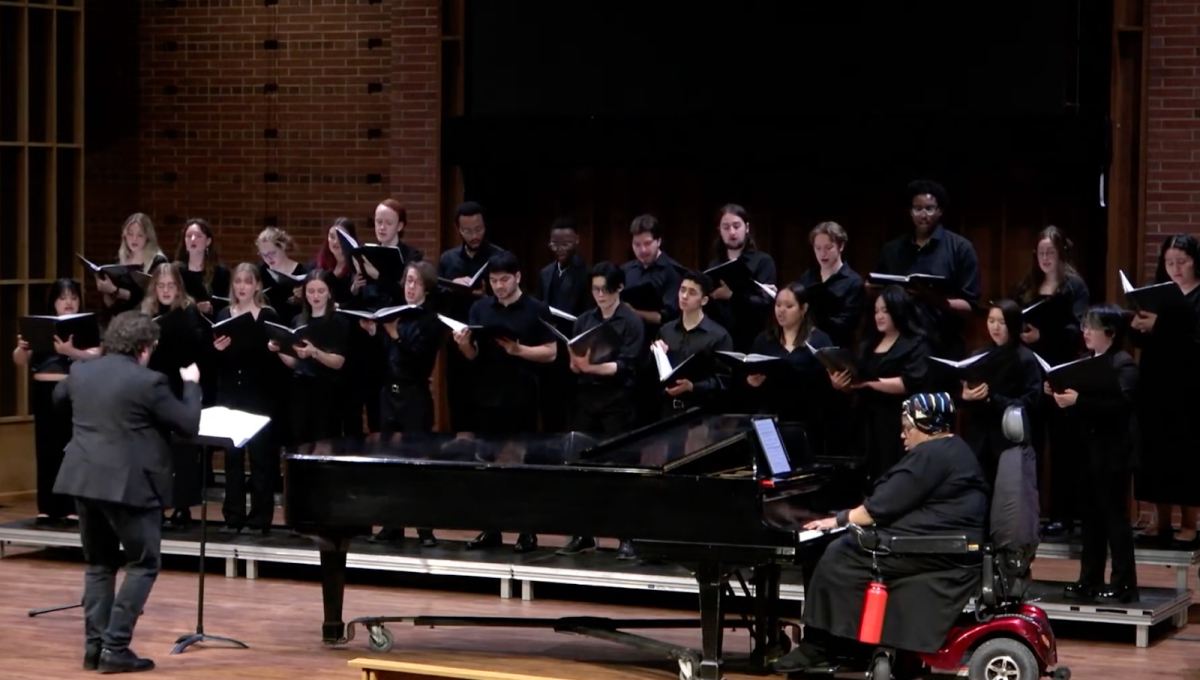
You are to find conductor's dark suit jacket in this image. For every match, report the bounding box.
[52,353,203,509]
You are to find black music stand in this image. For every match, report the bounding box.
[171,414,267,655]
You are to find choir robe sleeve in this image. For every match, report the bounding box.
[1072,353,1138,419]
[863,445,950,525]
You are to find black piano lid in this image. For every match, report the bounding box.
[283,412,788,476]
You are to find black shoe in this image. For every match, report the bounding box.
[98,648,155,673]
[370,528,405,543]
[771,641,830,673]
[467,531,502,550]
[163,510,193,531]
[557,536,596,556]
[513,533,538,553]
[1062,582,1097,600]
[218,524,243,535]
[417,529,438,547]
[84,644,101,671]
[616,539,636,560]
[1095,585,1138,604]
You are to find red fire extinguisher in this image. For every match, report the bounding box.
[858,571,888,644]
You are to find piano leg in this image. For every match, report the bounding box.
[750,564,784,668]
[696,561,725,680]
[319,546,348,644]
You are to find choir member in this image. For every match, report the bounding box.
[799,222,865,350]
[536,218,593,433]
[833,285,930,482]
[1050,304,1139,603]
[362,199,425,309]
[174,218,231,319]
[653,271,733,418]
[956,300,1042,483]
[452,251,556,552]
[361,261,444,547]
[876,180,981,359]
[97,213,170,318]
[269,269,349,444]
[556,262,646,559]
[317,217,363,303]
[1130,234,1200,547]
[256,227,308,324]
[1015,225,1089,535]
[623,215,685,425]
[705,204,777,351]
[212,263,283,535]
[743,281,834,458]
[438,201,506,432]
[142,263,208,529]
[12,280,101,524]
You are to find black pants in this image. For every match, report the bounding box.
[1044,410,1081,524]
[76,498,161,652]
[444,348,474,433]
[1079,468,1137,589]
[222,422,277,530]
[289,375,343,445]
[31,379,74,518]
[379,384,434,436]
[572,385,633,434]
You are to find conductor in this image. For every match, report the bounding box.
[53,310,203,673]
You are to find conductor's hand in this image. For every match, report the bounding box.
[804,517,838,531]
[180,363,200,384]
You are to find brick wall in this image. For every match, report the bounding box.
[1146,0,1200,278]
[84,0,441,267]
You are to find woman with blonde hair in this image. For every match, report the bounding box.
[257,226,308,323]
[98,213,170,316]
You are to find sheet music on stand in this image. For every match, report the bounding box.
[197,407,270,448]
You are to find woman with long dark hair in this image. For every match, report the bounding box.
[956,300,1043,482]
[174,218,231,319]
[12,280,101,523]
[1130,234,1200,547]
[831,285,931,481]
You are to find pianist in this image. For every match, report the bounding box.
[774,392,988,673]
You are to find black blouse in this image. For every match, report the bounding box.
[213,305,282,411]
[378,307,444,388]
[178,264,232,308]
[290,312,349,382]
[1018,273,1089,366]
[147,302,208,397]
[747,328,834,423]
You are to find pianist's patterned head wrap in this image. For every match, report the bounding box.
[902,392,955,434]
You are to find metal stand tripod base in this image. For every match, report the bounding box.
[172,632,249,655]
[28,602,82,617]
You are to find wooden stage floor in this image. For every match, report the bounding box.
[0,497,1197,679]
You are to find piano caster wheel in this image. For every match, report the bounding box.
[676,654,700,680]
[870,652,891,680]
[367,625,394,653]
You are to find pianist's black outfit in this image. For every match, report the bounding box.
[746,328,835,458]
[148,303,209,525]
[799,264,866,351]
[537,253,593,432]
[800,435,988,658]
[1061,347,1140,601]
[656,315,733,417]
[876,225,981,359]
[571,302,645,433]
[213,305,283,534]
[1018,275,1088,531]
[855,334,930,482]
[957,342,1042,484]
[29,352,76,521]
[705,249,777,352]
[286,312,350,445]
[1131,286,1200,514]
[438,241,505,432]
[377,307,443,437]
[623,254,683,425]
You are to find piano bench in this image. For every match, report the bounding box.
[348,659,575,680]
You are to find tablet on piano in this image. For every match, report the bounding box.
[752,417,799,480]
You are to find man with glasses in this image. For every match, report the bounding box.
[535,217,594,432]
[437,202,507,431]
[875,180,981,359]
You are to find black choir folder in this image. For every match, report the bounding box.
[867,272,960,300]
[192,406,271,449]
[806,342,858,379]
[650,344,713,384]
[929,351,1015,387]
[1020,295,1075,331]
[715,351,792,379]
[333,227,406,281]
[438,263,488,294]
[540,319,620,358]
[1120,270,1184,314]
[263,320,341,357]
[76,254,152,293]
[1036,353,1119,394]
[703,259,759,297]
[338,305,425,323]
[206,310,262,345]
[435,314,518,343]
[18,313,101,353]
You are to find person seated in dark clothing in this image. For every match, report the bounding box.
[774,392,989,673]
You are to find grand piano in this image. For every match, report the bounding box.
[284,410,863,680]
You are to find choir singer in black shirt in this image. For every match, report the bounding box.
[536,218,593,433]
[653,271,733,417]
[453,251,556,553]
[799,222,865,351]
[556,261,646,558]
[705,204,777,351]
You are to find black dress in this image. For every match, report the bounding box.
[29,353,75,519]
[213,305,283,531]
[958,343,1043,484]
[746,329,836,459]
[286,312,350,445]
[802,435,989,653]
[854,334,930,482]
[1131,285,1200,506]
[147,303,209,510]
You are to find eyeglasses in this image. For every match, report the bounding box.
[591,286,611,294]
[910,206,938,216]
[548,242,576,251]
[459,227,484,237]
